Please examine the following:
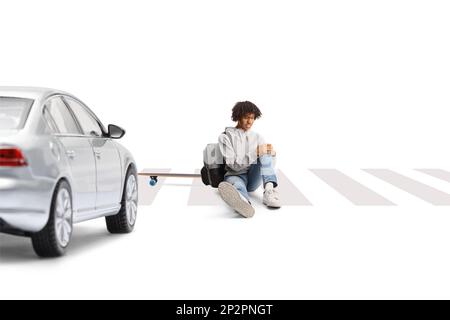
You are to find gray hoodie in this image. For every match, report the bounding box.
[218,127,266,176]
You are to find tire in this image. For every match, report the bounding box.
[31,180,73,258]
[106,166,138,234]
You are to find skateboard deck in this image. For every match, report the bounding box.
[138,172,201,186]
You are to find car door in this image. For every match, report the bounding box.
[63,96,122,212]
[44,96,97,217]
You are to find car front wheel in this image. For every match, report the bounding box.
[106,166,138,233]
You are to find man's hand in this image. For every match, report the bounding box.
[257,144,276,157]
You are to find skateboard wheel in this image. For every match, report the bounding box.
[149,176,158,186]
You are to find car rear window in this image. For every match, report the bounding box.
[0,97,34,130]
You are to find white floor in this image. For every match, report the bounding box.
[2,172,450,299]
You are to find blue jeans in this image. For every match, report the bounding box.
[224,155,278,202]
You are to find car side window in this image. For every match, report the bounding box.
[42,106,59,133]
[64,97,103,137]
[46,97,80,134]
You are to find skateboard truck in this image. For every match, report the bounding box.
[138,172,201,187]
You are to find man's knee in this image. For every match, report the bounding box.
[225,176,245,188]
[259,154,273,167]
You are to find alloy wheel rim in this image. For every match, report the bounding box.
[126,174,138,226]
[54,188,72,248]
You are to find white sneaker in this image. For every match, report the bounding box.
[218,182,255,218]
[263,188,281,208]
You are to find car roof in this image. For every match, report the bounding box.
[0,87,91,134]
[0,86,68,100]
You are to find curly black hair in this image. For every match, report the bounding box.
[231,101,262,122]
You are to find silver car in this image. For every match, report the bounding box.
[0,87,138,257]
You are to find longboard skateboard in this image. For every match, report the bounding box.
[138,172,201,186]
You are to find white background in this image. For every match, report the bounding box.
[1,0,450,299]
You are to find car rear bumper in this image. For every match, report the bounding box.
[0,177,54,233]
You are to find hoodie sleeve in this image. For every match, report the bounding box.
[218,133,249,172]
[257,133,266,145]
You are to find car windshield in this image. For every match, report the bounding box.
[0,97,34,130]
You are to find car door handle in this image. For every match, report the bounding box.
[66,150,76,159]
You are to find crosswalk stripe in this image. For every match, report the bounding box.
[276,170,312,205]
[138,168,171,205]
[364,169,450,205]
[188,170,223,205]
[310,169,395,205]
[416,169,450,183]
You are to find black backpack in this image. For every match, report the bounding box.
[201,135,226,188]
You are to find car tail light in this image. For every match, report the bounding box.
[0,148,28,167]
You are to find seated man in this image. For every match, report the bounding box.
[218,101,281,218]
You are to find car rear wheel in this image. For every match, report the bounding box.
[106,166,138,233]
[31,180,73,257]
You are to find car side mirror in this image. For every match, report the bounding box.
[108,124,126,139]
